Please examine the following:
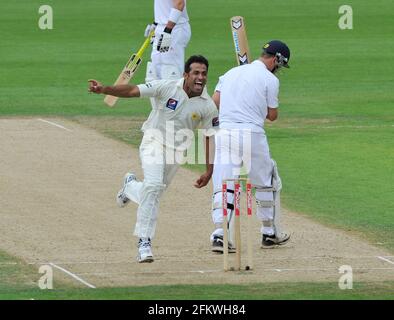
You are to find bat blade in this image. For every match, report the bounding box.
[104,30,154,108]
[230,16,252,65]
[103,56,142,107]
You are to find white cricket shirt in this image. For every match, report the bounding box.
[154,0,189,25]
[215,60,279,133]
[138,78,218,150]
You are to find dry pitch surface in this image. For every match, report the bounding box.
[1,118,393,289]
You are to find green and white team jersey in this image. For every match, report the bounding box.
[137,78,218,150]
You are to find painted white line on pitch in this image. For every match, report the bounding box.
[377,256,394,265]
[72,267,394,277]
[49,262,96,289]
[190,270,220,274]
[267,267,394,272]
[270,124,394,130]
[37,119,73,132]
[76,269,223,276]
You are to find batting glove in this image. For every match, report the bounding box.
[156,28,172,52]
[144,23,157,44]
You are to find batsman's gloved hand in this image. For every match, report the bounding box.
[144,23,157,44]
[156,27,172,52]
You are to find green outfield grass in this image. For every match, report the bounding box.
[1,0,393,299]
[0,251,38,294]
[3,282,394,300]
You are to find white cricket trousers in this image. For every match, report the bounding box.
[124,135,179,239]
[151,22,191,79]
[211,129,276,235]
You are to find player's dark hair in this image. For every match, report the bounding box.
[184,55,209,73]
[262,52,275,58]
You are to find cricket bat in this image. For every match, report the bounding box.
[230,16,252,65]
[104,29,155,107]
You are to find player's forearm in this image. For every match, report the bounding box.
[212,91,220,109]
[165,21,176,31]
[205,164,214,176]
[172,0,185,12]
[166,0,185,30]
[102,84,140,97]
[205,136,215,174]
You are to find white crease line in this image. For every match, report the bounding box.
[74,267,394,277]
[377,256,394,265]
[77,270,222,276]
[190,270,219,274]
[49,262,96,289]
[267,267,394,272]
[270,124,394,130]
[37,119,73,132]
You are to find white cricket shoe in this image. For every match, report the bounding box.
[116,172,136,208]
[137,238,154,263]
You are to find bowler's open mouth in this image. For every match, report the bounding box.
[194,81,204,89]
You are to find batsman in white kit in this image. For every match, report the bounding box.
[210,40,292,252]
[145,0,191,82]
[88,55,218,263]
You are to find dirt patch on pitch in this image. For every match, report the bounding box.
[1,117,393,289]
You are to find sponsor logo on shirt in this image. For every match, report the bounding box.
[212,117,219,127]
[191,112,201,121]
[166,98,178,110]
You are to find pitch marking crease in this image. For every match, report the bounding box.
[49,262,96,289]
[377,256,394,265]
[37,119,73,132]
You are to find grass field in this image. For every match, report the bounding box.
[1,0,393,299]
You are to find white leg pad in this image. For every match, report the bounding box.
[272,159,282,235]
[212,188,235,245]
[210,228,224,243]
[160,64,182,80]
[255,159,283,235]
[145,61,158,82]
[145,61,159,109]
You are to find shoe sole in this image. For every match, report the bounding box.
[261,244,278,249]
[138,256,154,263]
[116,190,129,208]
[261,237,290,249]
[212,247,237,254]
